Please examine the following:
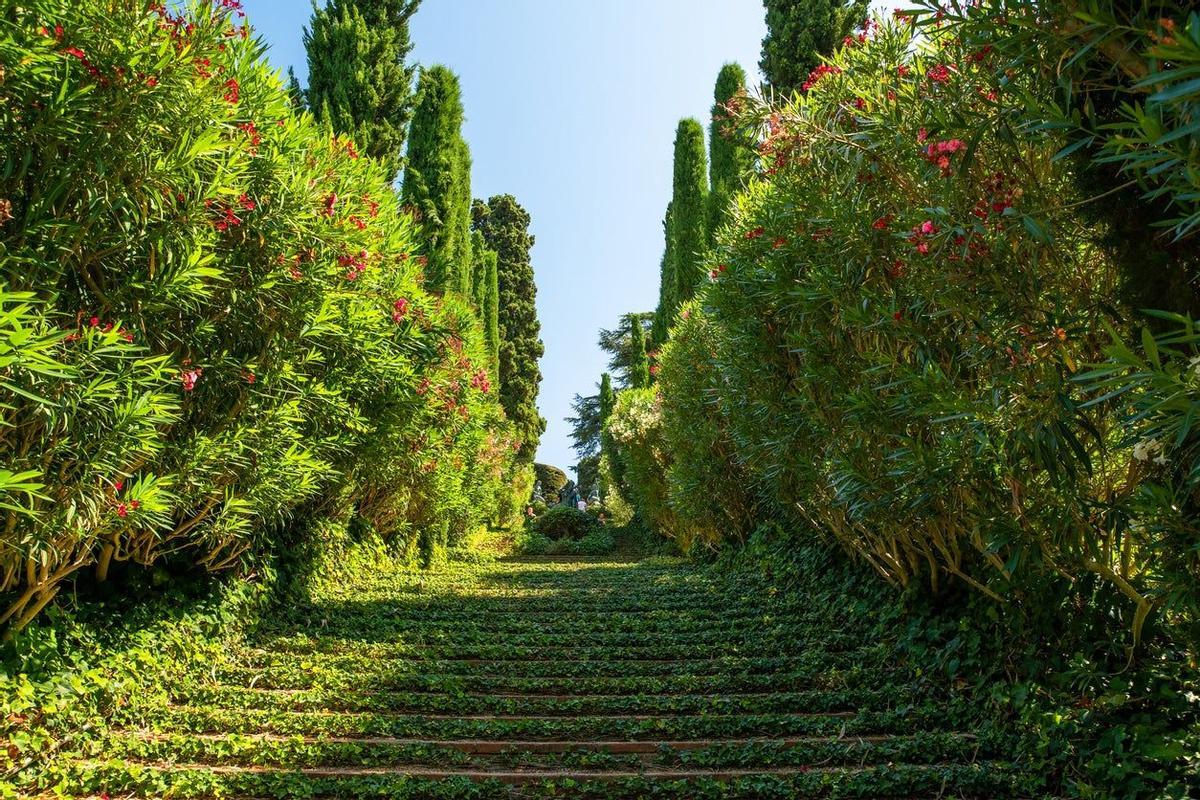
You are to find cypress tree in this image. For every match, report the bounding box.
[285,67,306,112]
[598,372,623,497]
[401,66,473,294]
[472,195,545,461]
[651,203,675,347]
[669,119,709,307]
[708,63,753,243]
[450,138,474,296]
[482,244,501,386]
[627,315,650,389]
[759,0,869,96]
[469,230,488,309]
[303,0,420,182]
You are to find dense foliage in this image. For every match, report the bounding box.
[759,0,869,96]
[666,119,708,311]
[0,0,524,631]
[707,62,754,244]
[302,0,420,182]
[400,65,474,294]
[595,4,1200,795]
[472,195,545,462]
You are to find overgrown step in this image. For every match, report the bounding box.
[56,555,1033,799]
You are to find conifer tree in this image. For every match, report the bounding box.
[285,67,306,112]
[303,0,420,182]
[651,204,675,347]
[472,195,544,461]
[401,66,473,294]
[759,0,869,96]
[708,63,754,243]
[475,237,502,385]
[669,119,709,307]
[469,230,488,309]
[627,314,651,389]
[597,372,621,498]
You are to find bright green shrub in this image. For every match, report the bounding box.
[0,0,518,630]
[679,16,1159,619]
[657,301,758,550]
[605,387,677,538]
[529,505,594,541]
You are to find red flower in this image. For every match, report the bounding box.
[222,78,240,103]
[801,63,841,91]
[897,65,911,78]
[745,227,764,240]
[321,192,338,217]
[392,297,410,322]
[89,316,100,327]
[238,193,256,211]
[180,367,202,392]
[872,214,893,230]
[772,236,788,249]
[927,64,953,84]
[114,480,124,492]
[115,503,128,518]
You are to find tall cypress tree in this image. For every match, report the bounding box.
[627,315,651,389]
[303,0,420,182]
[669,119,709,308]
[470,233,501,386]
[469,230,488,309]
[759,0,869,96]
[401,66,473,294]
[708,63,753,244]
[651,204,675,347]
[449,138,474,296]
[472,195,544,461]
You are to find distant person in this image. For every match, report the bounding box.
[597,512,607,526]
[525,505,535,518]
[576,497,588,512]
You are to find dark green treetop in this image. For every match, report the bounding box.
[401,66,473,294]
[759,0,869,96]
[303,0,421,182]
[472,195,545,461]
[670,118,709,308]
[709,62,755,243]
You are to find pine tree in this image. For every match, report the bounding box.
[759,0,869,96]
[670,119,709,307]
[401,66,473,294]
[303,0,420,182]
[627,314,651,389]
[472,195,545,461]
[708,63,753,243]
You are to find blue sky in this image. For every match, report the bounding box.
[242,0,768,477]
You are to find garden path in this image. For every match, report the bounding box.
[61,556,1036,798]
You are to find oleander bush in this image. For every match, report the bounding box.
[0,0,525,632]
[648,8,1200,640]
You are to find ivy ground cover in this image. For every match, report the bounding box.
[20,554,1052,798]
